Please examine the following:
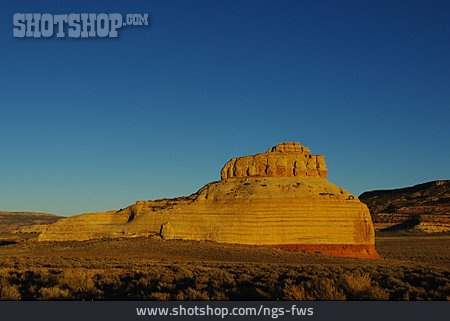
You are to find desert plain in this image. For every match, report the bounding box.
[0,143,448,300]
[0,227,448,300]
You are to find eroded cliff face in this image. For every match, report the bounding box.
[39,142,379,259]
[221,142,327,179]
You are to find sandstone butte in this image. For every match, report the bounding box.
[38,142,379,259]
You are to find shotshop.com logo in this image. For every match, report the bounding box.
[13,13,149,38]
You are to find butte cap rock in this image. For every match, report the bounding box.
[39,142,379,259]
[221,142,327,179]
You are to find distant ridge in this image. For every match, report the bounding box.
[0,211,62,239]
[359,180,449,233]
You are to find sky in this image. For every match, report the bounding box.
[0,0,449,216]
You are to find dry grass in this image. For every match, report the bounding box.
[0,263,447,300]
[59,269,97,294]
[340,273,389,300]
[38,286,70,300]
[0,282,21,300]
[0,235,447,300]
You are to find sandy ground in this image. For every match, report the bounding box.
[0,233,448,269]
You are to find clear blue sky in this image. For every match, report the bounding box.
[0,0,449,216]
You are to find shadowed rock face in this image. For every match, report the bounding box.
[360,180,450,233]
[39,142,379,259]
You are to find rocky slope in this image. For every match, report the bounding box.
[359,180,449,233]
[39,142,378,259]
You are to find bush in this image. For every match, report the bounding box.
[176,287,210,300]
[340,273,389,300]
[148,292,171,300]
[308,278,346,300]
[282,279,306,300]
[38,286,70,300]
[0,280,21,300]
[59,269,96,293]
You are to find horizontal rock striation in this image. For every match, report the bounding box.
[39,142,379,259]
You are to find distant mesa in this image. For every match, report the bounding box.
[39,142,379,259]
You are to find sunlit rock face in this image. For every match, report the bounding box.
[39,142,379,259]
[221,142,327,179]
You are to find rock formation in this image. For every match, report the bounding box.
[360,180,449,233]
[39,142,379,259]
[221,142,327,179]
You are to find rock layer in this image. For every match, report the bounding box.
[221,142,327,179]
[39,142,379,259]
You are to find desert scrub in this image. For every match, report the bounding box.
[148,292,171,300]
[59,269,95,291]
[57,269,99,299]
[304,278,346,300]
[176,287,210,300]
[281,279,306,300]
[38,286,70,300]
[0,279,21,300]
[0,263,448,300]
[340,273,389,300]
